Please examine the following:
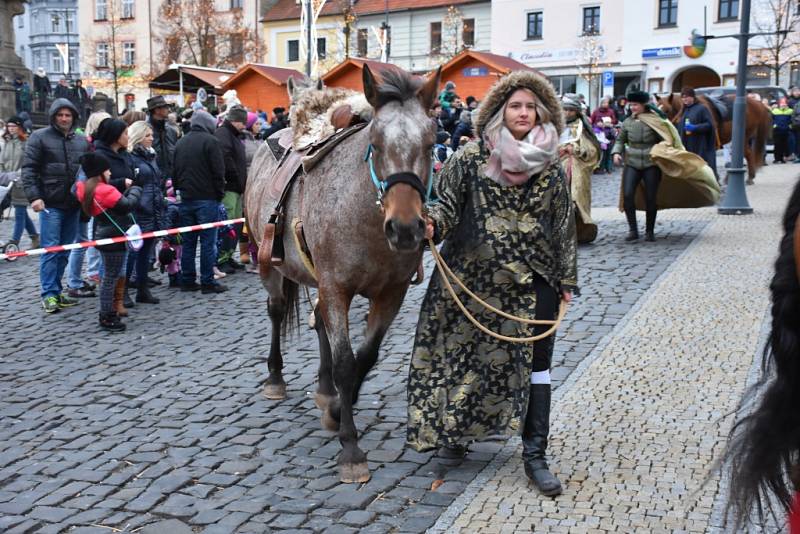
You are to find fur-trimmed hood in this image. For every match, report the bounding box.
[474,71,564,138]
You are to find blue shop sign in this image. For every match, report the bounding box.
[641,47,682,59]
[462,67,489,77]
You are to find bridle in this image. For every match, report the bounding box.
[364,143,434,208]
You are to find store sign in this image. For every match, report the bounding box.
[602,71,614,87]
[462,67,488,77]
[641,47,681,59]
[508,46,607,65]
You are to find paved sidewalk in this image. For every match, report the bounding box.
[435,166,793,533]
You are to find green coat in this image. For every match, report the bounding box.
[406,141,577,452]
[612,114,661,169]
[0,136,27,206]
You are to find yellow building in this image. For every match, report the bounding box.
[262,13,349,74]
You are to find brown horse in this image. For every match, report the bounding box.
[245,66,440,483]
[656,93,771,184]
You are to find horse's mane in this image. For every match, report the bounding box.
[373,69,422,108]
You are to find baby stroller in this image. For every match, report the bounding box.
[0,171,20,261]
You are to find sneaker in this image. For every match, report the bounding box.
[57,294,80,308]
[218,262,236,275]
[213,266,227,280]
[201,283,229,294]
[67,286,96,298]
[180,282,201,292]
[42,296,60,313]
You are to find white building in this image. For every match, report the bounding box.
[13,0,79,84]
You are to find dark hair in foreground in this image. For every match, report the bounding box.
[724,178,800,527]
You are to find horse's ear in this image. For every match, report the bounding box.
[316,78,324,91]
[418,67,442,111]
[287,77,296,100]
[363,65,380,109]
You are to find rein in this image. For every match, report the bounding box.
[365,143,434,206]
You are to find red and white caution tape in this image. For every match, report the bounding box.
[0,217,246,261]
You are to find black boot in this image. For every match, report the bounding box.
[522,384,562,496]
[168,274,180,288]
[624,209,639,241]
[136,284,160,304]
[99,311,126,332]
[645,210,656,242]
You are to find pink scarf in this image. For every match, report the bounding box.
[484,110,559,186]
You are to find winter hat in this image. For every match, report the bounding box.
[626,90,651,104]
[94,118,128,145]
[227,106,248,124]
[561,94,581,111]
[680,86,696,98]
[246,111,258,129]
[5,116,23,127]
[80,152,111,178]
[191,109,217,134]
[444,81,456,91]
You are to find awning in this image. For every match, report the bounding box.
[148,65,236,95]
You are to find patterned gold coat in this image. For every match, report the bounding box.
[559,117,601,243]
[406,140,578,452]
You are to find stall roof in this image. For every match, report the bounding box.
[148,65,236,94]
[439,50,538,75]
[221,64,305,89]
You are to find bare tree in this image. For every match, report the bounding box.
[156,0,256,70]
[430,5,466,65]
[750,0,800,86]
[576,34,604,106]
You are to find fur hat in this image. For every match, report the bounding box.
[5,116,23,127]
[80,152,111,178]
[473,70,564,138]
[226,106,248,124]
[681,86,696,98]
[626,90,651,104]
[94,118,128,146]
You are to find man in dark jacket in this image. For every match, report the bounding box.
[676,87,717,180]
[53,78,71,100]
[173,109,227,294]
[146,95,178,179]
[214,105,247,273]
[70,79,91,127]
[33,67,51,112]
[21,98,91,313]
[263,107,288,138]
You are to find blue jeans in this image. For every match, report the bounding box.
[86,219,101,278]
[39,207,80,299]
[66,221,89,290]
[12,205,38,242]
[179,200,219,286]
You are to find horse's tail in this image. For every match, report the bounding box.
[281,279,301,337]
[752,103,770,172]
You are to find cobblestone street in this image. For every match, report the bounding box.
[0,164,785,533]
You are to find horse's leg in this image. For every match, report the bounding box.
[312,300,338,418]
[318,287,369,483]
[744,140,756,185]
[260,271,292,400]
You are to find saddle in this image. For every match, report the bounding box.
[704,94,732,122]
[258,122,369,277]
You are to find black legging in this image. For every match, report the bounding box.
[623,165,661,233]
[532,275,559,372]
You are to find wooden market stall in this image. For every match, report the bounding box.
[219,64,305,112]
[436,50,539,101]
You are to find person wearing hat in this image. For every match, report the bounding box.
[33,67,51,113]
[611,90,663,242]
[21,97,90,313]
[439,80,457,110]
[263,107,288,138]
[0,116,39,250]
[75,152,142,332]
[215,105,248,274]
[676,87,717,178]
[560,95,601,243]
[409,71,577,497]
[146,95,178,180]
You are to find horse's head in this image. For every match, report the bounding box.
[657,93,681,122]
[363,65,440,252]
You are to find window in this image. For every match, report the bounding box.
[50,52,63,74]
[430,22,442,54]
[230,0,243,9]
[317,37,326,59]
[463,18,474,48]
[65,12,74,32]
[527,11,543,39]
[96,43,109,67]
[648,78,664,93]
[121,0,135,19]
[95,0,107,20]
[122,42,135,66]
[549,75,577,95]
[69,51,77,74]
[357,28,368,57]
[658,0,677,27]
[230,34,243,63]
[287,39,299,62]
[718,0,739,20]
[51,14,60,32]
[583,6,600,34]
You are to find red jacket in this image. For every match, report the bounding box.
[75,180,142,251]
[75,181,122,216]
[791,492,800,534]
[590,107,617,126]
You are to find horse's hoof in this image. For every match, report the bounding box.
[263,383,287,400]
[339,462,370,484]
[746,179,755,185]
[321,408,340,431]
[314,392,337,411]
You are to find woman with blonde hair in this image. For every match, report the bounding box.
[126,120,165,304]
[85,111,111,141]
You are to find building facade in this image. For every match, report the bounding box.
[77,0,257,111]
[13,0,79,84]
[262,0,491,75]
